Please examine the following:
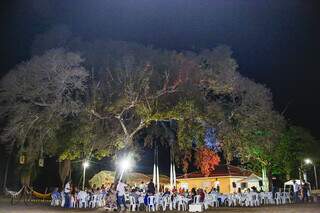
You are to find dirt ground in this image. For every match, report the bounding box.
[0,198,319,213]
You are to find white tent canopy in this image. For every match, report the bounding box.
[284,179,301,186]
[283,179,301,191]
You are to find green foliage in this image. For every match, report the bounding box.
[2,32,318,185]
[273,126,319,179]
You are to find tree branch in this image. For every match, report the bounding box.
[129,119,147,139]
[31,101,51,107]
[117,117,129,137]
[89,109,110,120]
[115,99,137,119]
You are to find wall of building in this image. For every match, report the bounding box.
[178,176,233,194]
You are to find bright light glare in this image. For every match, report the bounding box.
[120,158,131,170]
[304,159,312,164]
[83,161,89,168]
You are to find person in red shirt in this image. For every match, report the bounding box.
[199,189,205,202]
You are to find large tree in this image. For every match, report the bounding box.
[0,48,89,185]
[1,28,298,187]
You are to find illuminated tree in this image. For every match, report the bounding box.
[1,29,297,187]
[0,48,89,185]
[195,147,220,176]
[217,77,286,190]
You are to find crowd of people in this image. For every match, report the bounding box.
[292,179,312,203]
[50,178,313,210]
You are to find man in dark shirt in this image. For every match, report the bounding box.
[302,180,310,203]
[147,179,155,195]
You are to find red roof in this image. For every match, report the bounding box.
[177,165,253,179]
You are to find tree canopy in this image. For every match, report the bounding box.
[0,28,318,185]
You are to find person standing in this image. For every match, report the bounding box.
[302,180,310,203]
[214,178,220,193]
[293,180,300,203]
[147,179,155,195]
[116,179,127,210]
[64,180,72,208]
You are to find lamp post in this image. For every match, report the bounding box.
[82,160,89,190]
[304,159,318,189]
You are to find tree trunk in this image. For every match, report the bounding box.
[59,159,71,187]
[267,169,273,192]
[2,152,11,191]
[261,166,269,191]
[20,169,31,187]
[112,136,133,186]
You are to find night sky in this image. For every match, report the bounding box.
[1,1,319,142]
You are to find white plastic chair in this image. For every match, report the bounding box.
[275,192,282,205]
[77,191,88,208]
[239,194,246,207]
[60,192,65,207]
[154,193,162,211]
[189,195,203,212]
[100,193,107,206]
[147,196,156,212]
[162,195,173,211]
[282,192,291,204]
[97,193,104,207]
[138,196,145,210]
[129,196,138,211]
[203,194,211,209]
[266,192,274,204]
[193,195,201,204]
[252,192,260,206]
[228,194,238,207]
[259,192,267,205]
[89,194,98,208]
[176,195,187,211]
[211,194,219,207]
[70,195,76,208]
[50,193,61,206]
[244,193,253,207]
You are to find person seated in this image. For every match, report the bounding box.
[184,189,189,198]
[237,187,242,194]
[199,189,205,202]
[210,188,218,195]
[162,188,171,197]
[139,181,145,192]
[51,187,61,206]
[251,186,258,193]
[71,186,79,208]
[130,188,139,203]
[172,186,177,194]
[95,187,101,195]
[105,187,117,211]
[190,188,197,201]
[101,184,106,190]
[77,188,88,208]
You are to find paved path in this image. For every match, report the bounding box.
[0,199,319,213]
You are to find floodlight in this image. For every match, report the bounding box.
[83,161,89,168]
[120,158,131,170]
[304,159,312,165]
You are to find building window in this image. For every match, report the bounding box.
[181,183,189,190]
[241,182,248,189]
